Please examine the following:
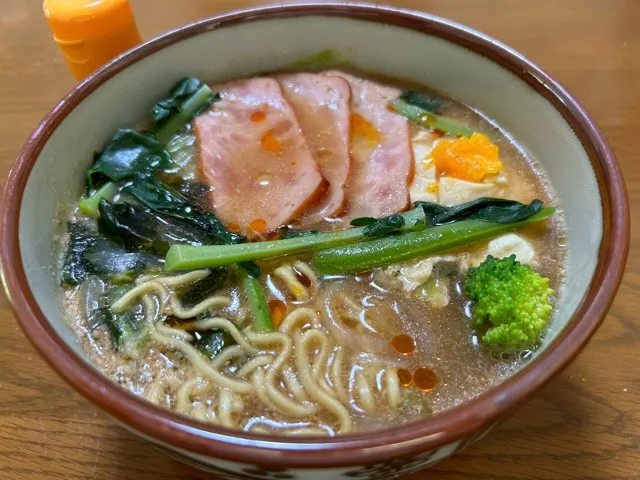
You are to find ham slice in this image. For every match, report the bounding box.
[324,71,412,220]
[195,77,325,234]
[277,73,352,225]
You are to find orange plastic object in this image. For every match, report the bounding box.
[431,133,503,182]
[43,0,142,80]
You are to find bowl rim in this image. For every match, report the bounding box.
[0,2,629,469]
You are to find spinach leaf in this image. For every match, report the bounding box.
[194,330,237,359]
[414,198,544,226]
[362,214,406,238]
[179,268,229,309]
[97,199,213,254]
[121,177,245,245]
[87,129,171,189]
[400,90,446,114]
[239,261,262,278]
[152,77,219,144]
[349,217,376,227]
[279,228,320,239]
[61,223,160,286]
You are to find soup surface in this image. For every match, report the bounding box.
[58,61,566,436]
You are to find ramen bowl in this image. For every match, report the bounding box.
[0,3,629,479]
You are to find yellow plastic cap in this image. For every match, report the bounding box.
[43,0,142,79]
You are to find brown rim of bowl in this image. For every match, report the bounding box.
[0,2,629,469]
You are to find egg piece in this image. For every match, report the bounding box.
[438,176,498,205]
[487,233,538,267]
[409,131,439,203]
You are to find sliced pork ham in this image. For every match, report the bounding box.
[195,77,325,234]
[277,73,352,225]
[324,71,412,220]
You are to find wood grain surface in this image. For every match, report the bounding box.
[0,1,638,479]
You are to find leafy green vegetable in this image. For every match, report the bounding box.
[363,214,405,238]
[241,269,273,332]
[84,278,148,355]
[164,133,197,180]
[179,268,229,309]
[121,177,244,245]
[400,90,445,115]
[466,255,553,350]
[87,129,171,189]
[163,208,425,271]
[170,182,213,211]
[78,182,118,217]
[415,198,544,227]
[389,99,475,138]
[239,261,262,278]
[350,217,376,227]
[152,77,219,144]
[61,223,159,286]
[311,208,555,274]
[194,330,237,359]
[288,49,350,70]
[97,199,212,254]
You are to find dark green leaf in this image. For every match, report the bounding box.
[61,223,160,286]
[400,90,445,114]
[349,217,377,227]
[171,182,213,211]
[179,268,229,309]
[363,215,406,238]
[414,198,544,227]
[194,330,236,359]
[152,78,219,144]
[121,178,245,245]
[239,261,262,278]
[87,129,171,188]
[97,199,212,254]
[152,78,203,127]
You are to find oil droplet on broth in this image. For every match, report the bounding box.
[250,218,267,234]
[292,267,312,288]
[397,368,413,387]
[391,334,416,355]
[413,367,438,392]
[268,299,287,328]
[251,111,266,123]
[261,130,282,153]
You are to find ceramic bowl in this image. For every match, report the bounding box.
[0,3,629,480]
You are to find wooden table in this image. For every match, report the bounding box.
[0,1,638,478]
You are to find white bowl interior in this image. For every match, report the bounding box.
[19,15,601,363]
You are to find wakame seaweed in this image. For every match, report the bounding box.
[87,129,171,189]
[61,223,160,287]
[279,228,320,239]
[179,268,230,309]
[122,178,244,245]
[194,330,237,359]
[414,198,544,227]
[97,199,214,254]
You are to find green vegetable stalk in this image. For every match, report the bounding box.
[311,208,555,274]
[163,208,427,271]
[241,270,273,332]
[78,182,118,217]
[389,99,475,138]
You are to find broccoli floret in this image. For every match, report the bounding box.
[465,255,553,351]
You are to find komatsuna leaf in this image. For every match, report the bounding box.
[414,198,544,227]
[87,129,171,188]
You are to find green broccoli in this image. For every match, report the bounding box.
[465,255,553,351]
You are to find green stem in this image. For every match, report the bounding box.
[164,208,427,271]
[78,182,118,217]
[241,270,273,332]
[312,208,555,274]
[155,84,214,144]
[389,99,475,138]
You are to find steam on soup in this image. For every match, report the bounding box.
[58,59,566,436]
